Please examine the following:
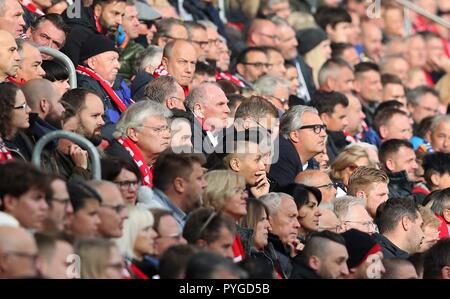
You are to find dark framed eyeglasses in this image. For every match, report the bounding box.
[162,34,187,41]
[114,180,139,189]
[242,62,272,69]
[297,124,327,134]
[101,203,127,214]
[256,32,281,42]
[191,40,209,48]
[14,102,28,110]
[315,182,335,190]
[319,224,342,233]
[51,197,71,208]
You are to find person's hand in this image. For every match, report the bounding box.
[287,239,304,257]
[69,144,88,169]
[250,171,270,198]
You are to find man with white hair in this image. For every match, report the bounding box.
[333,195,377,235]
[0,30,20,83]
[260,192,300,278]
[269,105,327,186]
[184,82,230,155]
[429,115,450,154]
[254,75,290,114]
[0,0,26,38]
[106,101,172,187]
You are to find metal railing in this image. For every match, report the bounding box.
[38,46,77,89]
[31,130,101,180]
[395,0,450,29]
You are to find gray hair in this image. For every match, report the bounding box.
[430,115,450,133]
[254,75,291,97]
[197,20,217,31]
[379,54,407,73]
[113,101,172,138]
[259,192,292,216]
[318,58,353,87]
[279,105,318,138]
[134,45,163,74]
[406,85,439,106]
[270,15,290,27]
[333,196,366,221]
[184,82,221,111]
[346,142,378,153]
[15,38,39,56]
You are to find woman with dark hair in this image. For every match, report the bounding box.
[101,157,142,205]
[42,60,70,96]
[0,82,31,161]
[280,183,323,241]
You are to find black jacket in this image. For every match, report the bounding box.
[40,148,91,182]
[268,136,303,187]
[326,131,350,163]
[373,233,409,259]
[387,170,416,202]
[267,233,293,278]
[290,255,322,279]
[131,71,155,100]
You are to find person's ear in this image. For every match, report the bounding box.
[308,255,321,271]
[385,158,395,172]
[86,57,96,70]
[126,127,139,143]
[161,56,169,69]
[229,157,241,172]
[430,173,441,188]
[355,190,367,199]
[166,98,175,110]
[379,125,388,140]
[242,116,253,130]
[193,103,204,118]
[236,63,245,76]
[289,130,300,143]
[1,194,18,214]
[401,215,412,231]
[39,99,49,115]
[173,177,185,193]
[320,113,330,127]
[93,4,102,18]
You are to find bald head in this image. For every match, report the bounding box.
[162,40,197,87]
[247,19,279,47]
[86,180,123,206]
[0,226,38,278]
[0,29,20,81]
[296,170,337,204]
[22,78,57,112]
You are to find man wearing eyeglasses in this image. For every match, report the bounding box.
[88,180,128,239]
[247,18,280,48]
[0,226,39,278]
[43,176,73,233]
[296,170,337,205]
[235,47,269,89]
[269,105,327,186]
[185,22,209,62]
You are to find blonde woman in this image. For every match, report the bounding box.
[115,206,158,279]
[203,170,248,261]
[75,237,124,279]
[330,145,372,191]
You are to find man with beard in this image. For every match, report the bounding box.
[142,149,207,229]
[14,79,65,160]
[41,88,105,182]
[61,0,126,66]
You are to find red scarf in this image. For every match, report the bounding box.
[76,65,128,113]
[232,233,245,263]
[216,70,245,88]
[116,137,153,187]
[0,137,14,162]
[20,0,44,16]
[153,64,189,96]
[7,76,25,86]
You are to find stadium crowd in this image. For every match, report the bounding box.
[0,0,449,279]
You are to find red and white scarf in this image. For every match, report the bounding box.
[76,65,130,113]
[0,137,14,162]
[20,0,44,16]
[116,137,153,187]
[153,64,189,96]
[216,70,245,88]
